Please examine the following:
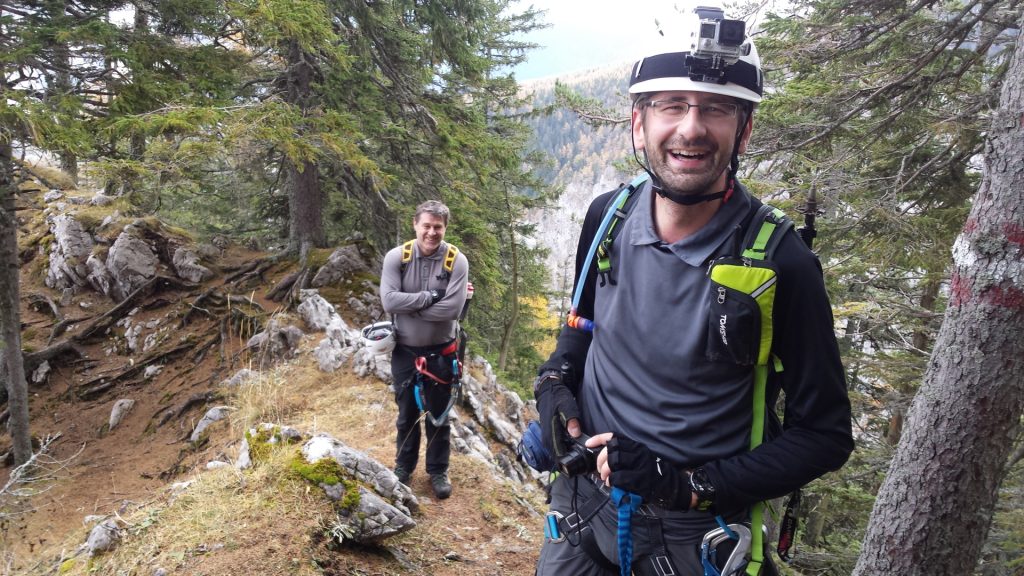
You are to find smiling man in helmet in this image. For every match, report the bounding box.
[533,6,852,575]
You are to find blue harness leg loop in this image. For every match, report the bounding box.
[611,487,643,576]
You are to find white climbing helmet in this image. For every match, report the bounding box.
[361,321,395,355]
[628,5,763,104]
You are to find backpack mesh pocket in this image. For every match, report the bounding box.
[706,279,760,365]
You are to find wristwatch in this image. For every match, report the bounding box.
[689,467,716,512]
[532,369,561,393]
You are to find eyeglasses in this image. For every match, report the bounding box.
[645,99,740,121]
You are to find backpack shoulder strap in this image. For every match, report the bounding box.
[566,173,650,331]
[736,202,795,576]
[401,239,415,270]
[740,203,794,261]
[594,174,649,286]
[443,244,459,273]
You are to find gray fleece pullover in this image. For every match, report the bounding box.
[379,240,468,348]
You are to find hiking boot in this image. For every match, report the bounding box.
[394,467,411,485]
[430,473,452,500]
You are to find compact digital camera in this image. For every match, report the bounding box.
[686,6,752,80]
[557,432,598,477]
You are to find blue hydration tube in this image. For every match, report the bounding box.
[569,174,651,323]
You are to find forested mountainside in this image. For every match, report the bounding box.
[518,65,634,298]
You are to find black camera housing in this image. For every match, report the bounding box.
[717,19,746,46]
[557,432,597,476]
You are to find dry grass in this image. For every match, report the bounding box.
[44,443,331,576]
[9,344,544,576]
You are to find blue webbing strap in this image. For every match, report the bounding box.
[611,486,643,576]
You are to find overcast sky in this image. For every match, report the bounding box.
[510,1,705,81]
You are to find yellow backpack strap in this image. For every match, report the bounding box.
[401,240,415,264]
[443,244,459,273]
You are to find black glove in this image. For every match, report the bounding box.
[534,371,580,459]
[429,288,446,304]
[607,435,691,510]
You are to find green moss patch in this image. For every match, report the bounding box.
[288,452,361,511]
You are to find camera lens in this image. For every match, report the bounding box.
[717,20,745,46]
[557,434,597,476]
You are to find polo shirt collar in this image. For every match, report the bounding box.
[629,180,754,267]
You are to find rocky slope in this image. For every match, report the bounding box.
[2,174,547,575]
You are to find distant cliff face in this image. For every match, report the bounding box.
[519,65,635,299]
[527,166,629,305]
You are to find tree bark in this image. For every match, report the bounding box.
[0,133,34,465]
[853,12,1024,574]
[284,39,325,251]
[46,0,78,185]
[498,188,519,371]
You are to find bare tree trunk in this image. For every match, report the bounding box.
[497,188,519,371]
[853,13,1024,574]
[284,39,325,251]
[286,158,325,250]
[0,135,34,466]
[45,0,78,185]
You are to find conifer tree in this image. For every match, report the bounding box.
[853,7,1024,571]
[753,0,1022,569]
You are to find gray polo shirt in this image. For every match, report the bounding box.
[380,241,468,348]
[580,181,754,469]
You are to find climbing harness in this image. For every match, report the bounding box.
[412,338,462,427]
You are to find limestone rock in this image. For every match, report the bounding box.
[108,399,136,430]
[245,320,305,369]
[219,368,258,387]
[90,193,114,206]
[314,337,354,373]
[85,519,122,556]
[172,247,214,283]
[324,487,416,544]
[302,434,419,516]
[45,214,94,291]
[86,254,113,297]
[106,227,158,301]
[189,406,231,443]
[236,423,307,470]
[310,245,371,288]
[297,290,338,331]
[351,347,391,382]
[31,361,51,384]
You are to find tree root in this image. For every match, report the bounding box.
[224,258,276,289]
[77,275,196,342]
[26,293,61,321]
[76,337,213,400]
[266,266,312,308]
[23,341,84,380]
